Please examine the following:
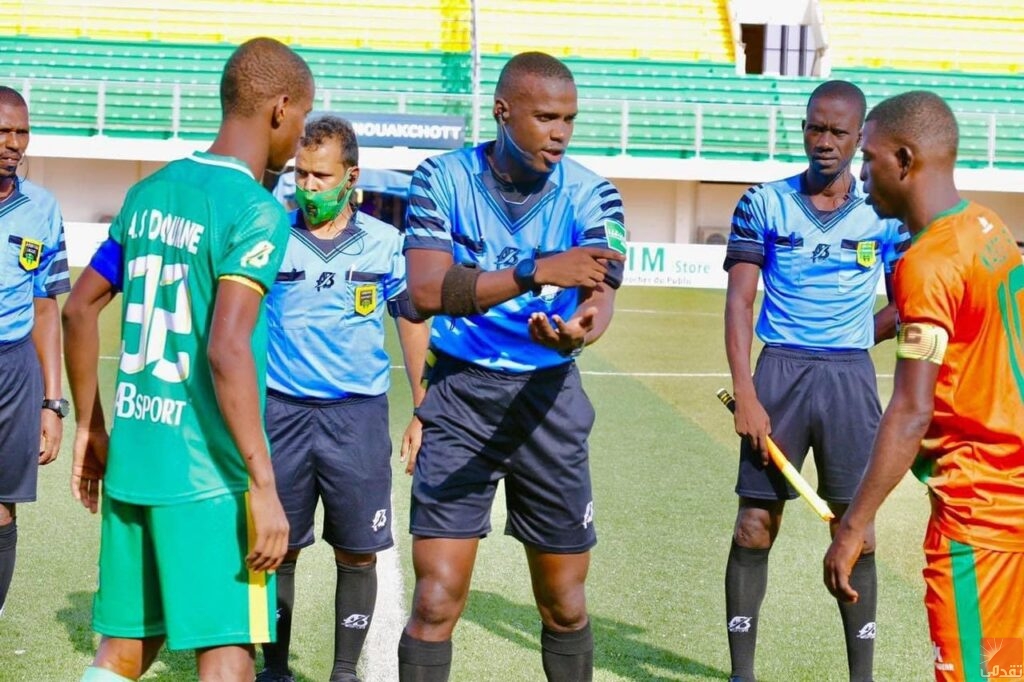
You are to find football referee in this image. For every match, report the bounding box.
[256,114,429,682]
[0,85,70,618]
[722,81,909,682]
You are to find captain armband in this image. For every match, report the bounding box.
[896,322,949,365]
[440,264,486,317]
[88,237,124,291]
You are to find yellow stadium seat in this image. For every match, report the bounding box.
[8,0,731,62]
[820,0,1024,74]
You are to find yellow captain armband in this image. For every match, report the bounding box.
[896,322,949,365]
[219,275,266,295]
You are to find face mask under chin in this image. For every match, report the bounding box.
[296,171,355,226]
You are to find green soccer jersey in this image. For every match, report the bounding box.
[104,152,289,505]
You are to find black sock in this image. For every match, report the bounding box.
[261,559,296,675]
[330,559,378,681]
[0,521,17,616]
[398,631,452,682]
[541,622,593,682]
[725,541,770,681]
[837,553,877,682]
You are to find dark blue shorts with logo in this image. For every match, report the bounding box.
[0,335,42,503]
[265,390,394,553]
[736,346,881,504]
[411,352,597,554]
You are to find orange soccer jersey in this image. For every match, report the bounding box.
[894,200,1024,552]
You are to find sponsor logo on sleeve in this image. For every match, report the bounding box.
[241,240,275,268]
[604,219,628,255]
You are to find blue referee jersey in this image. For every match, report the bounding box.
[0,177,70,342]
[725,174,908,350]
[266,210,406,400]
[403,144,625,373]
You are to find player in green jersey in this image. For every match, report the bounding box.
[61,37,314,682]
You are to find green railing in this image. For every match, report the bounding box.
[16,76,1024,169]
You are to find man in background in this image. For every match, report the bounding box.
[723,81,908,682]
[0,85,70,618]
[256,114,429,682]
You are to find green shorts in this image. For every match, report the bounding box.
[93,491,276,651]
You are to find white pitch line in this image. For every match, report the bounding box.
[618,308,721,316]
[583,370,732,377]
[97,357,894,380]
[362,530,405,682]
[582,370,894,379]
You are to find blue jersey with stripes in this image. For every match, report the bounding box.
[266,210,407,399]
[0,177,70,342]
[725,173,908,350]
[403,144,625,373]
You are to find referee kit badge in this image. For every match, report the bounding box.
[354,283,377,316]
[856,240,877,268]
[18,237,43,271]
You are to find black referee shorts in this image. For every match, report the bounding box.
[0,335,43,503]
[265,391,394,554]
[735,346,881,504]
[410,352,597,554]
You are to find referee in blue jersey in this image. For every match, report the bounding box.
[257,115,429,682]
[398,52,626,682]
[723,81,909,682]
[0,86,70,618]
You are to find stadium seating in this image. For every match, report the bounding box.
[477,55,1024,166]
[1,2,1022,168]
[820,0,1024,73]
[0,0,455,52]
[1,0,729,63]
[472,0,732,62]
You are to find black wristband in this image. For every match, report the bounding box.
[440,264,485,317]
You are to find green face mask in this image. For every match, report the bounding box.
[295,171,356,225]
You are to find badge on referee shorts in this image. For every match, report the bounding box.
[856,240,877,268]
[18,238,43,271]
[354,284,377,316]
[604,219,628,255]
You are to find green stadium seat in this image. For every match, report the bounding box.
[2,35,1023,167]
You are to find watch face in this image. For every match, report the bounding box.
[514,257,537,287]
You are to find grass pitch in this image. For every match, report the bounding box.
[0,284,932,681]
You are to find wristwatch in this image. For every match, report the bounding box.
[559,338,585,359]
[513,257,541,294]
[42,398,70,418]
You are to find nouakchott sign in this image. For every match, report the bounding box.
[339,113,465,150]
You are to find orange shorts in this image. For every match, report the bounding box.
[924,519,1024,681]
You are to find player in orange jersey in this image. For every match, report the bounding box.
[823,90,1024,682]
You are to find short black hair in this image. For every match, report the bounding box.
[495,51,574,99]
[866,90,959,161]
[0,86,27,109]
[220,37,313,118]
[808,80,867,125]
[300,114,359,167]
